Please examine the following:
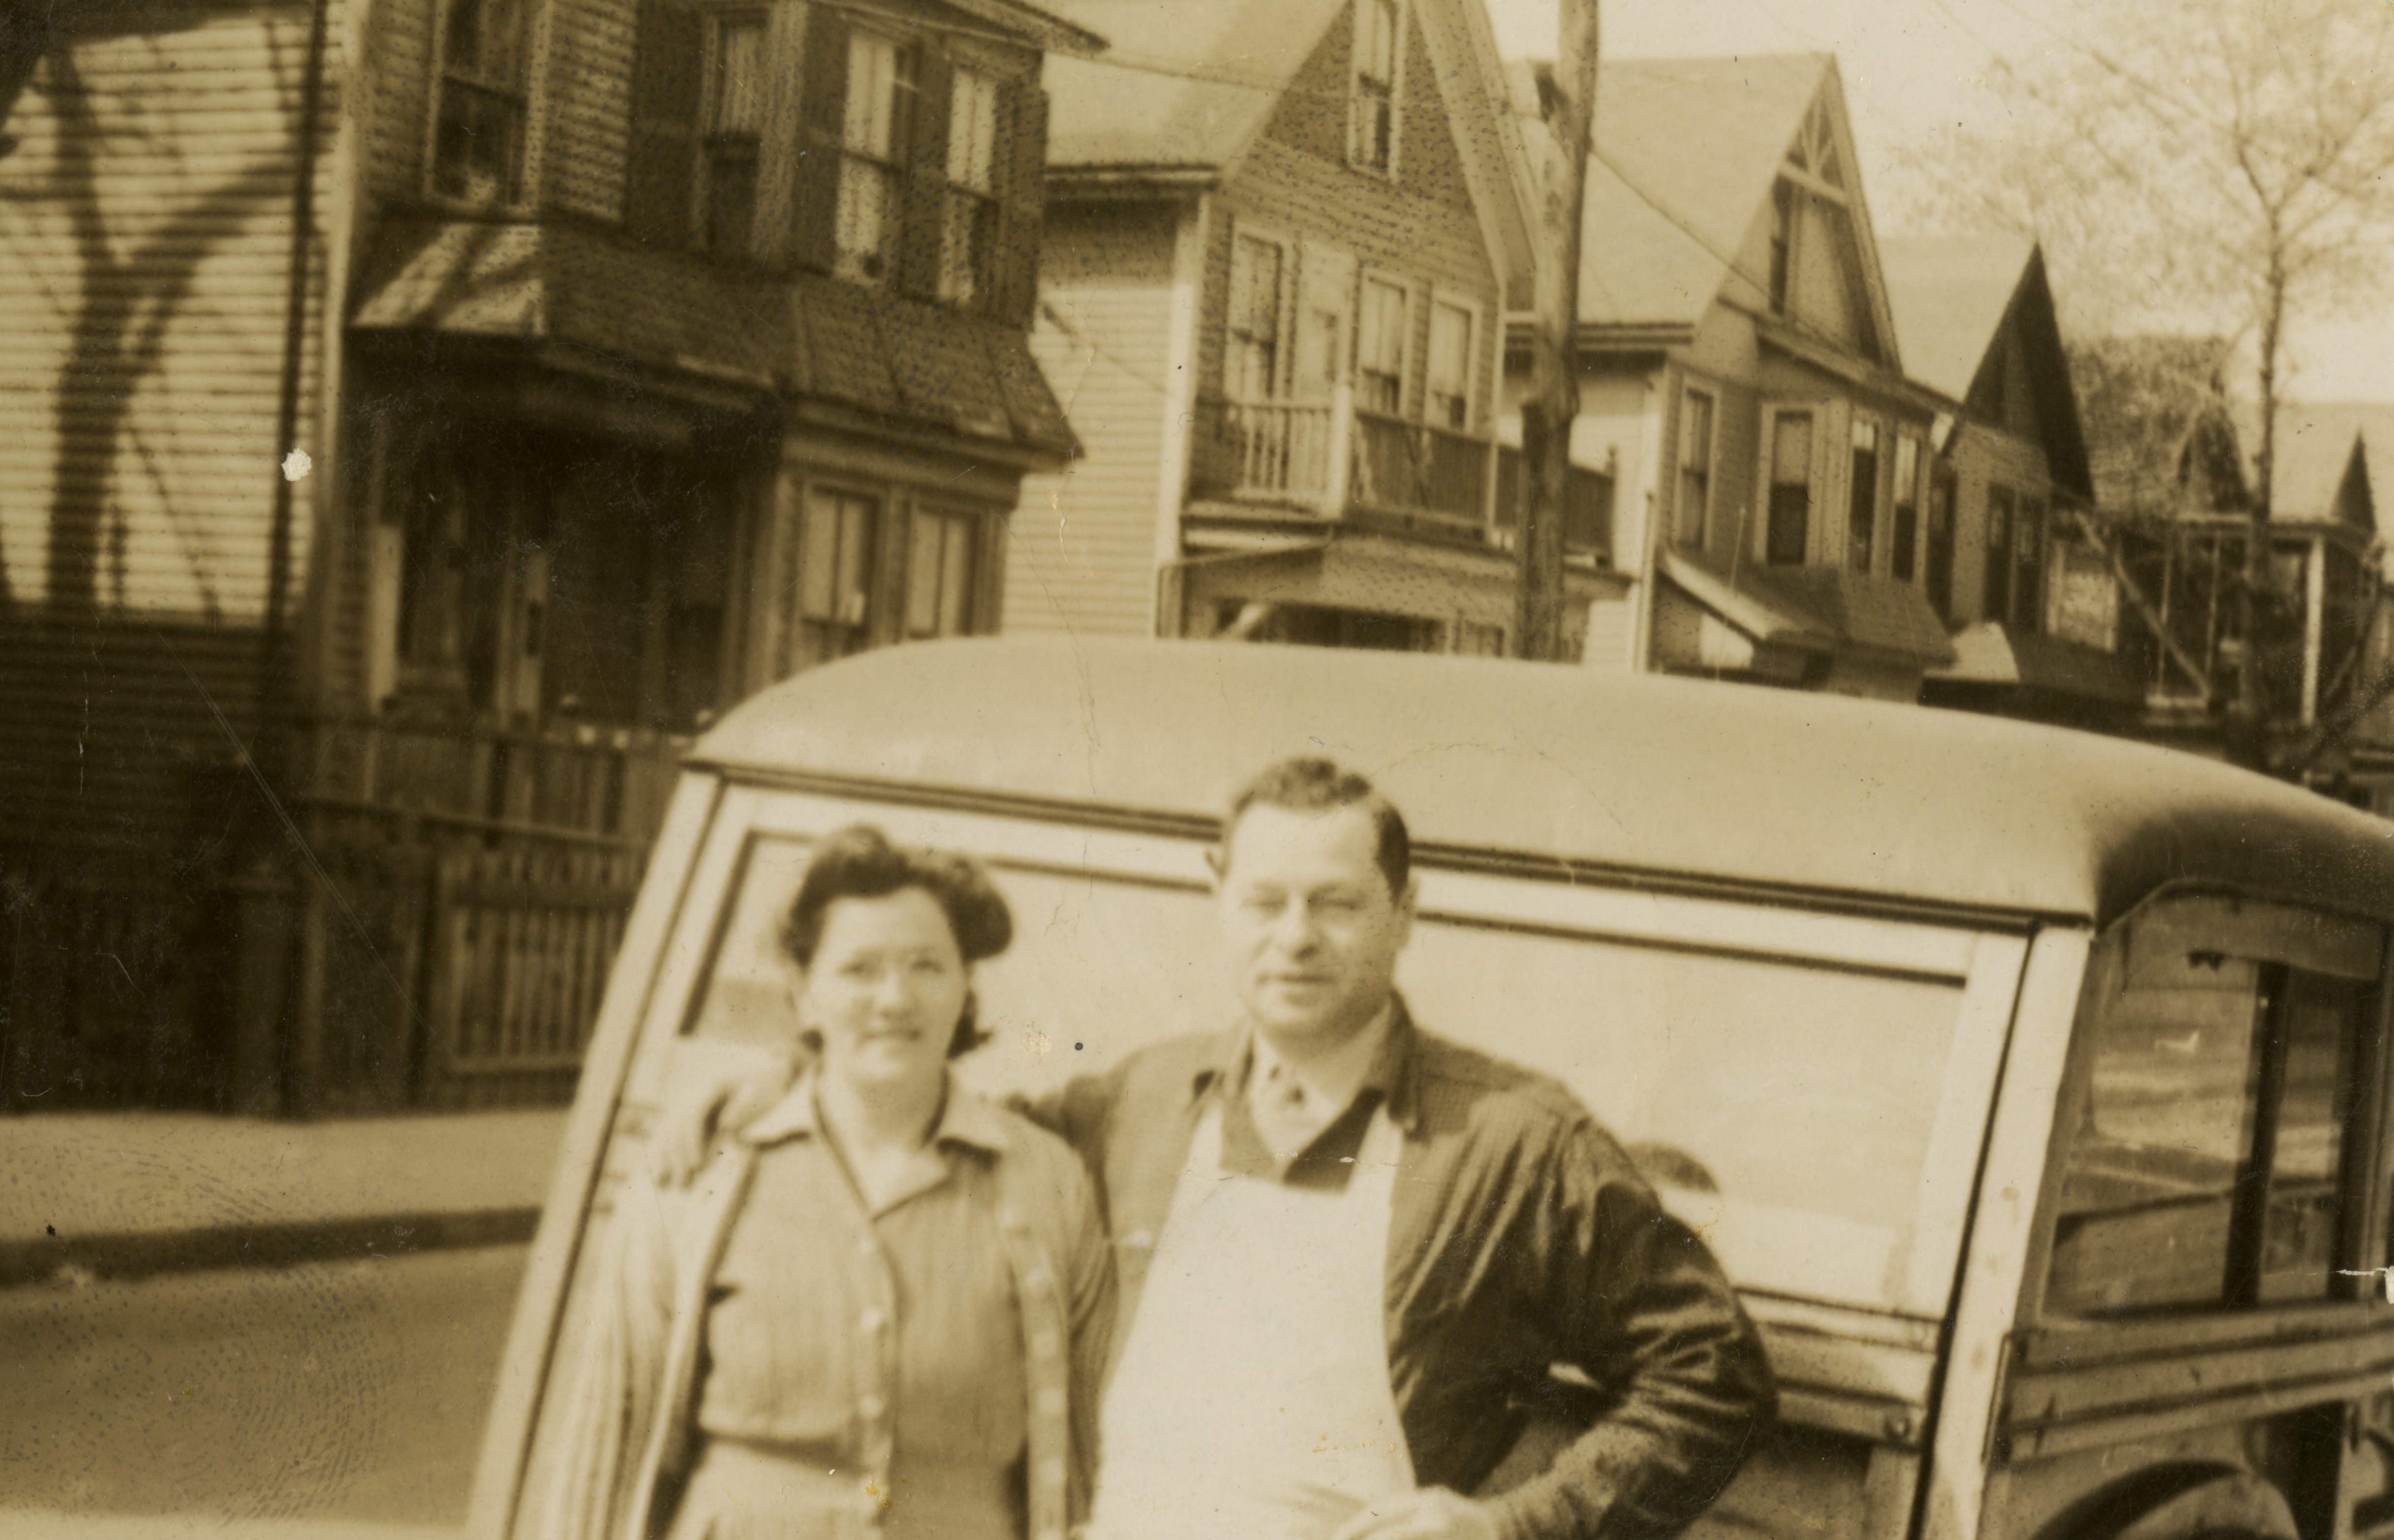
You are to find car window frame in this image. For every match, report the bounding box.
[2013,882,2394,1356]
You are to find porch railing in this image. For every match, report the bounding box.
[1191,384,1490,530]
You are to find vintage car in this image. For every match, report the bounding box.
[463,635,2394,1540]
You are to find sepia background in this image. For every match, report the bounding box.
[3,0,2392,1526]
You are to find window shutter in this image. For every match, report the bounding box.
[622,0,703,245]
[791,5,851,274]
[896,44,953,299]
[987,77,1048,324]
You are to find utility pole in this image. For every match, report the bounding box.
[1514,0,1599,662]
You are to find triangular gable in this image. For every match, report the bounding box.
[1883,236,2093,501]
[2269,405,2380,534]
[1557,53,1899,369]
[1768,66,1898,369]
[1045,0,1533,285]
[1553,54,1826,335]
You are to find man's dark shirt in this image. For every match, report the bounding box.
[1038,1001,1776,1540]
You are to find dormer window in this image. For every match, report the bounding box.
[1349,0,1399,174]
[431,0,531,204]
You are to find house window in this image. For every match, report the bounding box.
[1847,417,1880,573]
[939,68,1002,304]
[1765,410,1813,566]
[700,13,766,256]
[836,31,917,284]
[1358,277,1408,414]
[1676,388,1714,548]
[1455,621,1506,657]
[2016,496,2047,631]
[1426,301,1474,429]
[432,0,531,204]
[1890,435,1921,581]
[1350,0,1399,173]
[906,508,978,639]
[1984,483,2016,624]
[1926,463,1957,619]
[793,487,879,669]
[1228,234,1284,401]
[1768,181,1795,314]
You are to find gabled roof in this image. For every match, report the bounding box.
[1877,233,2035,401]
[1879,234,2094,500]
[2255,402,2384,536]
[1038,0,1535,284]
[1041,0,1343,172]
[1511,54,1843,337]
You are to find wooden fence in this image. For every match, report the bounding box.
[0,850,215,1110]
[288,820,646,1114]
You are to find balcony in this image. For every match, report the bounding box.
[1189,385,1491,533]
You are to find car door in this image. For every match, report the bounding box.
[1977,889,2394,1540]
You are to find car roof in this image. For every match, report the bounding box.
[690,637,2394,929]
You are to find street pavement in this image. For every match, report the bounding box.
[0,1110,568,1283]
[0,1244,526,1526]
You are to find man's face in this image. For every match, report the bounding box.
[1214,801,1416,1051]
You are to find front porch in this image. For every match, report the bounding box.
[1188,387,1496,538]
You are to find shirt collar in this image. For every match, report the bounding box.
[742,1068,1012,1153]
[1251,998,1397,1115]
[1189,993,1421,1133]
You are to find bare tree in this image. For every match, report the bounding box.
[1889,0,2394,765]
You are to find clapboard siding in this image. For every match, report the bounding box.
[0,0,340,850]
[1004,202,1180,637]
[0,617,264,853]
[543,0,637,220]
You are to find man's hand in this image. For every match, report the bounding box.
[1328,1488,1499,1540]
[648,1046,797,1185]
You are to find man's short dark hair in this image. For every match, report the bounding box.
[1220,757,1410,897]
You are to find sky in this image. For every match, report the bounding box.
[1480,0,2394,404]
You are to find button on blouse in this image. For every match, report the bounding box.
[695,1090,1031,1535]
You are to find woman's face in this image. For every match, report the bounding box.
[798,887,970,1097]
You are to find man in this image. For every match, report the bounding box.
[665,757,1773,1540]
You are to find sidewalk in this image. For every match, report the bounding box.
[0,1109,569,1287]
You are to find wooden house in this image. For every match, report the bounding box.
[1000,0,1612,654]
[0,0,1093,1111]
[1877,234,2145,730]
[2058,340,2387,785]
[1510,54,1954,699]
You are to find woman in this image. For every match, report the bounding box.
[537,825,1114,1540]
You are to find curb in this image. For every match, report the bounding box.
[0,1208,543,1289]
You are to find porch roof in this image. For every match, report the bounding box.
[349,218,1076,462]
[1658,548,1957,668]
[1930,620,2146,706]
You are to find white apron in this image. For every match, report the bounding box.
[1087,1104,1415,1540]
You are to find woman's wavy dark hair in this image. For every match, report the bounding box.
[777,824,1014,1059]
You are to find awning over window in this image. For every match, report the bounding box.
[349,217,1076,462]
[1929,620,2146,707]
